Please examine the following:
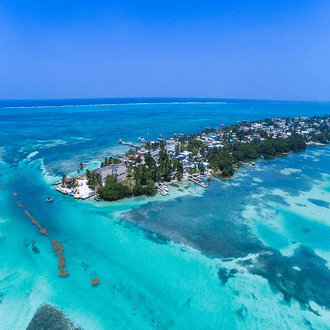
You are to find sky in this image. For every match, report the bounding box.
[0,0,329,101]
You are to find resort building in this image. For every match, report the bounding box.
[95,163,127,182]
[177,150,192,161]
[165,138,177,153]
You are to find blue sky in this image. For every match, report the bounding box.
[0,0,329,100]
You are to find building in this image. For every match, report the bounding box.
[95,163,127,183]
[165,138,177,153]
[151,149,160,159]
[138,147,149,156]
[176,150,192,161]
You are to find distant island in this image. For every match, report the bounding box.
[55,115,329,201]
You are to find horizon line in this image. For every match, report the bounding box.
[1,96,330,105]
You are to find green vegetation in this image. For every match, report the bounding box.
[177,162,183,181]
[101,157,121,167]
[187,139,203,155]
[207,149,234,176]
[97,172,156,201]
[61,174,66,187]
[71,177,77,188]
[207,137,306,176]
[132,180,156,197]
[258,137,306,158]
[86,169,102,189]
[98,175,132,201]
[308,115,330,143]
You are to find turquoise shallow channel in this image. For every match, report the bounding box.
[1,99,330,329]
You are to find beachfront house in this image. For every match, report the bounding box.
[95,163,127,183]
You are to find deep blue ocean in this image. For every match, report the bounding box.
[0,99,330,329]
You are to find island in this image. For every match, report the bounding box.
[55,115,329,201]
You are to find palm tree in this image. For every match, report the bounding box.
[72,177,77,188]
[80,162,84,171]
[61,175,66,187]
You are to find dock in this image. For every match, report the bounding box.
[188,177,208,188]
[119,139,140,148]
[56,179,96,200]
[51,180,61,186]
[56,186,69,194]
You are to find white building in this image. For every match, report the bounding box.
[95,163,127,182]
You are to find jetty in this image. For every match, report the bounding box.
[51,180,61,186]
[56,186,70,194]
[189,177,208,188]
[119,139,140,148]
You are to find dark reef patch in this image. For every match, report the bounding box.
[24,240,40,253]
[236,305,248,321]
[295,203,307,207]
[304,318,316,330]
[121,190,268,258]
[26,304,81,330]
[308,199,329,209]
[239,245,330,311]
[218,267,238,285]
[31,241,40,254]
[265,194,290,206]
[143,230,169,245]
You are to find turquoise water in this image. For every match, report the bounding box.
[1,100,330,329]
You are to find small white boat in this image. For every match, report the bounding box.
[46,198,53,202]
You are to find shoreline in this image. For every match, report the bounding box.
[54,114,329,203]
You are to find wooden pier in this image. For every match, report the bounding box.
[188,177,208,188]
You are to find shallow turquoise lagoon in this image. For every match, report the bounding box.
[1,100,330,329]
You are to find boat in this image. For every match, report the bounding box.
[46,198,53,202]
[94,195,100,202]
